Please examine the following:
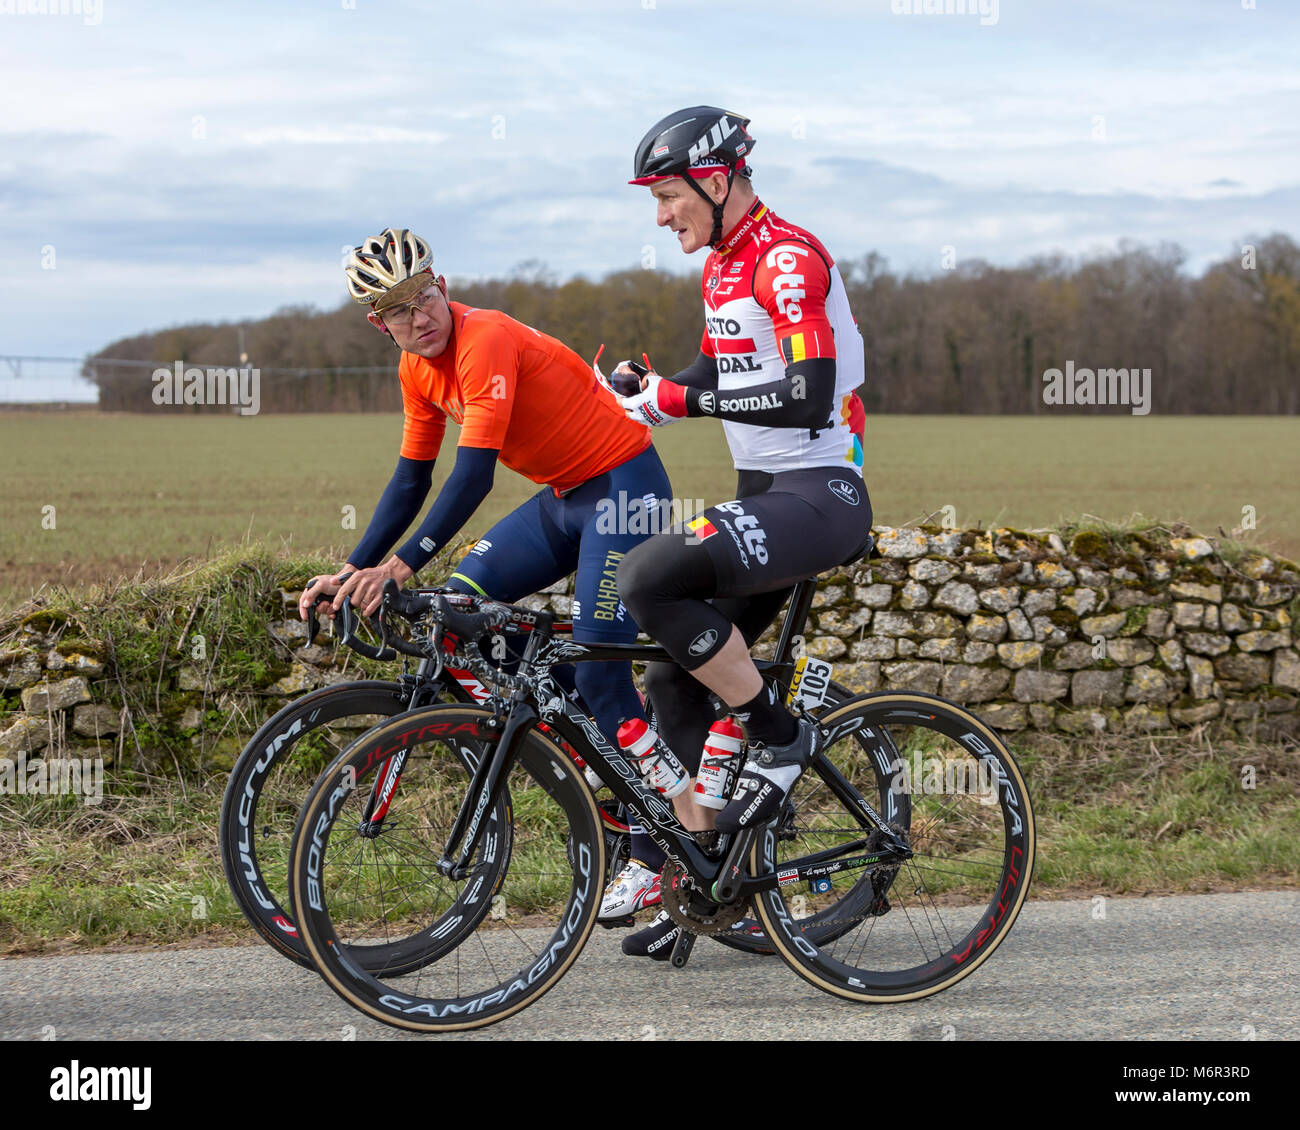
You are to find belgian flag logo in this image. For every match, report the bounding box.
[779,333,807,365]
[686,515,718,542]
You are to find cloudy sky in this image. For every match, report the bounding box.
[2,0,1297,398]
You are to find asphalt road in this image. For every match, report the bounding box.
[2,891,1296,1041]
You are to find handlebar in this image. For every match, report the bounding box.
[302,580,557,691]
[382,580,513,641]
[304,598,401,661]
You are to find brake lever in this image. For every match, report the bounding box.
[426,618,446,680]
[323,571,353,644]
[378,577,410,659]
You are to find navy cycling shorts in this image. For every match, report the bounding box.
[445,443,672,743]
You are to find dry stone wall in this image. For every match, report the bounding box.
[775,525,1299,739]
[2,526,1297,765]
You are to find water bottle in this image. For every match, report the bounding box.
[694,717,744,810]
[617,718,689,798]
[572,751,605,790]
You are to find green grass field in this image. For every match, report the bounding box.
[1,412,1297,605]
[2,410,1298,952]
[2,723,1296,954]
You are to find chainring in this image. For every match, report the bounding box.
[659,860,750,936]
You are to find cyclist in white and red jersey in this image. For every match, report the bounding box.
[607,107,874,957]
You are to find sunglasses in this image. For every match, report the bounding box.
[378,283,444,329]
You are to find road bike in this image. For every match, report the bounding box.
[285,580,1035,1030]
[219,580,888,969]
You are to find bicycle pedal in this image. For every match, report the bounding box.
[598,916,637,930]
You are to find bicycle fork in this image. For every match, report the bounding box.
[437,703,536,880]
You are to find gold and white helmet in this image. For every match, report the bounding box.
[345,228,434,306]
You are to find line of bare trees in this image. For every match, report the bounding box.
[88,233,1299,414]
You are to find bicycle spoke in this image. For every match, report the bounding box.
[292,705,602,1030]
[754,693,1034,1000]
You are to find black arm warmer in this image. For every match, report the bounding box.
[671,350,720,391]
[394,445,499,574]
[348,456,434,569]
[684,356,836,429]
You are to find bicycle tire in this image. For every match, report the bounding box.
[290,703,604,1032]
[752,691,1035,1002]
[219,679,506,974]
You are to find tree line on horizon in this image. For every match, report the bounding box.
[87,232,1299,414]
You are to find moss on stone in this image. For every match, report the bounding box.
[1120,605,1151,636]
[1176,562,1222,586]
[1069,530,1110,561]
[203,735,244,774]
[53,638,107,661]
[19,609,70,634]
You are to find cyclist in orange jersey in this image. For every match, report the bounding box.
[298,227,673,760]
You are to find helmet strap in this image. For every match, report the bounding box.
[685,166,737,248]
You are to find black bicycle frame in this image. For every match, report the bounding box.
[433,576,910,896]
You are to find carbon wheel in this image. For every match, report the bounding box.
[290,704,603,1032]
[753,692,1034,1002]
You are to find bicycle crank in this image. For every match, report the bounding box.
[660,860,749,936]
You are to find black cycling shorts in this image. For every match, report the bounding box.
[618,466,872,671]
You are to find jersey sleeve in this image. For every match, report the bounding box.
[454,316,520,450]
[847,390,866,437]
[752,241,837,367]
[398,353,448,461]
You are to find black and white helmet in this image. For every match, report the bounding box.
[629,107,755,247]
[344,227,433,305]
[629,106,755,186]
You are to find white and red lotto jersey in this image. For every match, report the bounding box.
[699,201,865,475]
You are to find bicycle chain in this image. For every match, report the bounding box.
[659,860,750,936]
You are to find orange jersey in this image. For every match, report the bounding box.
[398,303,651,494]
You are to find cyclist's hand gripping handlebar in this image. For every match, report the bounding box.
[303,571,405,661]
